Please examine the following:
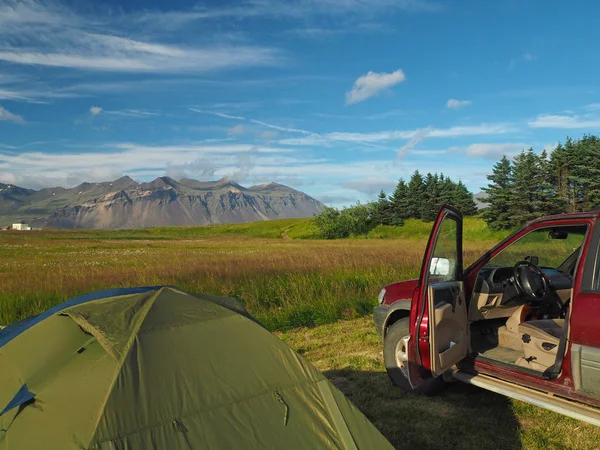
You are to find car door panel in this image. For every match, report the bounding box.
[408,205,467,388]
[429,282,468,375]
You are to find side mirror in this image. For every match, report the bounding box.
[430,257,451,277]
[549,230,568,240]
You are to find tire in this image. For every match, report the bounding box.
[383,318,446,396]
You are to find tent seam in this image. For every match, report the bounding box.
[85,288,163,448]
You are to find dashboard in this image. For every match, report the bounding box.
[475,266,573,307]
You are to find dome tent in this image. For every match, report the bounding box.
[0,286,392,449]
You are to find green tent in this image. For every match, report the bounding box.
[0,286,392,449]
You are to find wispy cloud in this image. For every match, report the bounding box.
[135,0,443,29]
[0,105,24,123]
[0,141,312,188]
[528,113,600,129]
[228,124,246,136]
[345,69,406,105]
[279,123,516,146]
[339,177,397,195]
[446,99,472,109]
[105,109,162,118]
[465,143,527,158]
[397,128,431,158]
[0,2,282,73]
[508,53,533,70]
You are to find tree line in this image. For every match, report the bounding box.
[314,171,477,239]
[483,135,600,230]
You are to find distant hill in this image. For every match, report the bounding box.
[0,176,324,229]
[474,192,489,210]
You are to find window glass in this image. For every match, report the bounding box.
[429,217,458,282]
[485,226,586,271]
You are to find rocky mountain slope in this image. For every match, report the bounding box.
[0,176,324,229]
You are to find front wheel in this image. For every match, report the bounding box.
[383,318,445,396]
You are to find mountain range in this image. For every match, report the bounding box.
[0,176,324,229]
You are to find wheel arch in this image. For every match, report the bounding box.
[383,300,412,337]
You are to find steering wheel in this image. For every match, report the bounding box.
[513,260,551,303]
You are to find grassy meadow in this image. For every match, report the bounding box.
[2,216,599,448]
[0,217,506,329]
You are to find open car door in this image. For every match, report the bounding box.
[408,205,468,388]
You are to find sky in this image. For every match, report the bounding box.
[1,0,600,206]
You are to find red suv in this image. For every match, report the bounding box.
[374,205,600,426]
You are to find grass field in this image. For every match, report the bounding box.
[0,217,505,329]
[2,217,599,448]
[279,318,600,450]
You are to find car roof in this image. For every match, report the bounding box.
[527,211,600,225]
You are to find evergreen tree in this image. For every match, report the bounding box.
[438,174,456,206]
[373,190,393,225]
[406,170,425,218]
[452,180,477,215]
[421,173,441,221]
[481,155,514,230]
[509,149,539,226]
[535,149,564,216]
[389,179,408,225]
[549,142,571,209]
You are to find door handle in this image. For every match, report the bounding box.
[453,286,462,305]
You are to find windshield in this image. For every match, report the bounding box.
[483,226,587,271]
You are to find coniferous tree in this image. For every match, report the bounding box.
[373,190,393,225]
[535,149,564,216]
[509,149,539,225]
[481,155,514,230]
[549,142,570,209]
[389,179,409,225]
[438,174,456,206]
[421,173,441,221]
[406,170,425,218]
[452,180,478,216]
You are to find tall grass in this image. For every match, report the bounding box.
[0,223,495,330]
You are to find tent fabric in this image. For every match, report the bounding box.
[0,286,393,449]
[0,286,165,348]
[0,385,35,417]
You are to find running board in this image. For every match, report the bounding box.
[452,370,600,427]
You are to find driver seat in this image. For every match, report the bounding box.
[516,319,564,371]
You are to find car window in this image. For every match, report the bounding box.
[428,216,459,282]
[484,226,587,271]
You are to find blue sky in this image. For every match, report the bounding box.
[1,0,600,206]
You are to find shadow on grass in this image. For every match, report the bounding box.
[324,369,522,450]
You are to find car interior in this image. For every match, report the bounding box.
[468,225,588,376]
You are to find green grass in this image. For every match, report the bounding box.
[6,218,315,240]
[2,218,599,448]
[279,317,600,450]
[367,216,512,241]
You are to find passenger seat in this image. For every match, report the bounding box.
[515,319,564,371]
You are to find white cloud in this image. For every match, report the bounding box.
[509,53,533,69]
[397,128,432,158]
[0,141,319,188]
[259,130,278,139]
[0,105,24,123]
[528,113,600,129]
[339,177,397,195]
[228,124,246,136]
[0,3,282,74]
[465,143,527,158]
[446,99,472,109]
[105,109,161,118]
[279,123,515,146]
[135,0,442,29]
[89,106,102,116]
[345,69,406,105]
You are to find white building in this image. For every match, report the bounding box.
[12,223,31,231]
